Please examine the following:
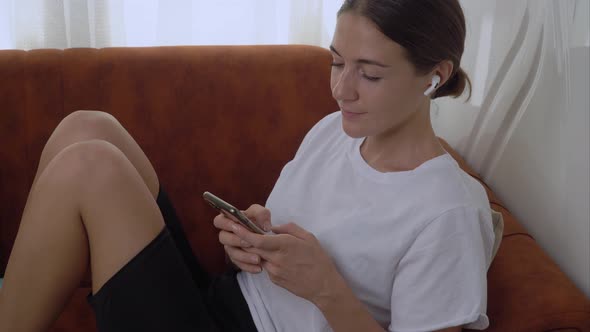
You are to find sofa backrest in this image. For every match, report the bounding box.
[0,45,338,273]
[3,45,589,331]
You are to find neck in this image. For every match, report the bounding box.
[360,101,446,173]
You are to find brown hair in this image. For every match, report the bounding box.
[338,0,472,100]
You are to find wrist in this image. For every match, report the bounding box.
[312,271,350,311]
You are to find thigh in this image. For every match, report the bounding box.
[46,140,218,331]
[155,188,258,332]
[51,140,164,293]
[156,186,212,290]
[2,139,169,331]
[206,271,259,332]
[87,228,219,332]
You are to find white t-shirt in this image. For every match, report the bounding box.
[237,111,495,332]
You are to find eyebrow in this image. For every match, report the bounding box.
[329,45,390,68]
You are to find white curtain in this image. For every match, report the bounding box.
[0,0,343,49]
[432,0,589,298]
[432,0,589,176]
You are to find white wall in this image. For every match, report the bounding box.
[434,0,590,297]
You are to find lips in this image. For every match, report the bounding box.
[341,109,367,115]
[341,110,367,120]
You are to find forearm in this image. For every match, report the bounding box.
[313,274,386,332]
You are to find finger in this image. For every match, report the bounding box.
[231,223,282,251]
[243,204,272,232]
[232,261,263,274]
[271,222,313,240]
[225,245,262,266]
[243,246,275,262]
[213,213,238,232]
[218,230,252,248]
[260,260,283,282]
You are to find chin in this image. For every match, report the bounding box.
[341,119,367,139]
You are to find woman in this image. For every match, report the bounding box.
[0,0,495,331]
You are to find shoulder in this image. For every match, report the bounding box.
[407,157,495,258]
[412,154,490,213]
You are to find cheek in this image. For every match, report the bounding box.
[330,74,336,93]
[330,69,345,95]
[369,79,419,106]
[358,82,422,125]
[358,81,399,110]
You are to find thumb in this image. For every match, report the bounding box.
[271,222,312,240]
[243,204,272,232]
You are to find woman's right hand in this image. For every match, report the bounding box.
[213,204,272,274]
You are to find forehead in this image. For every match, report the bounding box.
[331,12,406,62]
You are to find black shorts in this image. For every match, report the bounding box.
[87,186,258,332]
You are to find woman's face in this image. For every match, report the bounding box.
[330,12,431,139]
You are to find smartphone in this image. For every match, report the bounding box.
[203,191,266,234]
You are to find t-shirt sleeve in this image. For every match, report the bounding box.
[388,206,495,332]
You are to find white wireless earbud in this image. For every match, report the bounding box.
[423,75,441,96]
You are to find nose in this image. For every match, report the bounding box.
[331,66,359,102]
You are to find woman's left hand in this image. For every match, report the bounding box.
[230,222,342,304]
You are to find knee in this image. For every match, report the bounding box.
[37,139,132,189]
[58,110,121,139]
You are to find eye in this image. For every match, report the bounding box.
[362,73,381,82]
[331,63,344,67]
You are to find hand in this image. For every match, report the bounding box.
[213,204,272,274]
[232,221,343,305]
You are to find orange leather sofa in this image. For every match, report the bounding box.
[0,45,588,331]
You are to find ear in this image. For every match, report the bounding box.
[431,60,454,88]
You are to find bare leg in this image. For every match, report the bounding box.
[31,110,159,199]
[0,140,165,331]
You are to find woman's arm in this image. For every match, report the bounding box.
[228,220,464,332]
[315,275,462,332]
[313,273,385,332]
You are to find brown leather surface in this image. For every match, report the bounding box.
[0,50,30,271]
[0,46,587,332]
[482,235,590,331]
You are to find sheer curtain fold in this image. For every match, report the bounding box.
[0,0,111,49]
[0,0,342,49]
